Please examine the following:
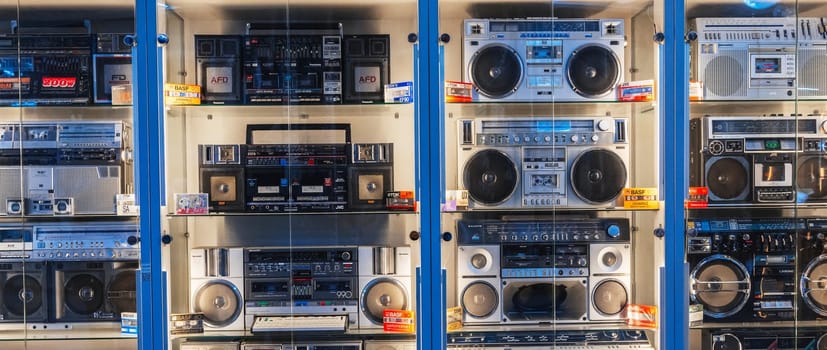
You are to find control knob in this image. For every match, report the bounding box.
[597,119,612,131]
[341,251,352,261]
[606,224,621,238]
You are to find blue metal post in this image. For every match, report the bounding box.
[416,0,444,348]
[134,0,167,349]
[661,0,689,349]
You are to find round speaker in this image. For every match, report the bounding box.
[511,283,567,312]
[469,44,523,99]
[690,255,750,318]
[463,149,518,205]
[193,280,242,327]
[712,333,741,350]
[461,281,498,318]
[570,149,627,204]
[799,53,827,97]
[798,156,827,200]
[361,277,408,324]
[817,334,827,350]
[706,157,749,201]
[704,56,745,97]
[3,275,42,316]
[596,246,624,273]
[108,271,137,314]
[567,44,620,97]
[65,274,105,315]
[592,279,628,316]
[801,254,827,316]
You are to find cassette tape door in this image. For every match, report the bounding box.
[7,0,143,349]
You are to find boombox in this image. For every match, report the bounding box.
[702,328,827,350]
[190,248,245,331]
[457,218,631,325]
[692,17,827,100]
[448,329,652,349]
[463,18,625,102]
[93,33,132,104]
[241,342,361,350]
[51,260,138,322]
[243,246,411,331]
[343,35,390,104]
[243,34,342,104]
[690,116,827,205]
[0,33,92,105]
[0,121,132,216]
[457,117,629,209]
[195,35,243,104]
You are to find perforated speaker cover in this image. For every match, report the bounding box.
[461,282,498,318]
[706,157,749,200]
[463,149,518,205]
[210,176,237,202]
[799,49,827,97]
[65,274,105,315]
[362,278,408,324]
[193,280,242,327]
[797,157,827,200]
[570,149,627,203]
[108,271,137,314]
[704,55,745,97]
[692,258,749,317]
[592,280,628,315]
[567,45,620,97]
[3,275,42,316]
[469,44,522,98]
[358,174,385,200]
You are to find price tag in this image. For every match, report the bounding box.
[117,194,140,216]
[686,187,709,208]
[383,309,415,333]
[621,188,659,209]
[447,306,462,331]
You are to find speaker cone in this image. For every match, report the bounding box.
[461,281,498,318]
[65,274,105,315]
[193,280,242,327]
[801,255,827,316]
[798,157,827,200]
[712,333,741,350]
[463,149,518,205]
[818,334,827,350]
[706,157,749,200]
[3,275,42,316]
[469,44,523,98]
[592,279,628,316]
[567,44,620,97]
[690,255,750,318]
[361,277,408,324]
[108,271,137,314]
[570,149,627,204]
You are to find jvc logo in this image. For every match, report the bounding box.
[42,77,77,88]
[110,74,127,81]
[211,76,229,84]
[359,75,377,84]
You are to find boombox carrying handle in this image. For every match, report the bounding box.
[245,22,343,36]
[246,123,352,145]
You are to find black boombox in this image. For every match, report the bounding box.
[195,30,390,105]
[198,124,393,213]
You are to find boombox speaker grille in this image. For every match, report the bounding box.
[712,334,741,350]
[463,149,518,205]
[469,44,522,98]
[65,274,106,315]
[799,46,827,97]
[3,275,43,316]
[797,156,827,200]
[570,149,627,204]
[706,157,749,201]
[691,256,750,318]
[567,44,620,97]
[704,53,747,98]
[461,281,498,318]
[801,255,827,316]
[108,271,137,314]
[361,278,408,324]
[592,280,628,316]
[193,280,242,327]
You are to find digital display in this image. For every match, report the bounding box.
[528,46,562,60]
[762,164,785,182]
[755,58,781,73]
[764,139,781,150]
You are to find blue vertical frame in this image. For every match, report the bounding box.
[661,0,689,349]
[134,0,168,349]
[416,0,445,349]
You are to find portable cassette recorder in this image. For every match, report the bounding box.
[463,18,625,102]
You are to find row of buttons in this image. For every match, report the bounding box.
[40,241,111,248]
[502,267,588,278]
[498,233,604,241]
[480,134,601,145]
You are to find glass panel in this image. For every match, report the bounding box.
[158,0,420,349]
[1,0,140,350]
[683,1,825,349]
[440,1,664,349]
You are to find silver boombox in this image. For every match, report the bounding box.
[457,117,630,209]
[463,18,625,102]
[692,17,827,100]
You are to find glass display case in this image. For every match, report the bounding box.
[154,1,421,349]
[437,1,668,349]
[683,1,827,349]
[0,1,141,350]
